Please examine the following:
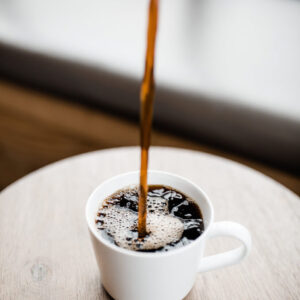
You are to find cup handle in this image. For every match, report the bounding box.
[198,221,252,273]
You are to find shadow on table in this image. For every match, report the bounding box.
[101,285,115,300]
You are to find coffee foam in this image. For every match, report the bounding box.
[147,196,168,215]
[97,205,184,251]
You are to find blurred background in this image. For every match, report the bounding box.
[0,0,299,194]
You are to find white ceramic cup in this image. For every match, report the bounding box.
[86,170,251,300]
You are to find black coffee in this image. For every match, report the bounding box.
[95,185,204,252]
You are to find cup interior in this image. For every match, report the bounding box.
[86,170,214,254]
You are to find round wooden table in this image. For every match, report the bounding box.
[0,147,299,299]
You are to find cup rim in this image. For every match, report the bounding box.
[86,170,214,258]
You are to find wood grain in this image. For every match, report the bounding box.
[0,80,299,195]
[0,147,299,299]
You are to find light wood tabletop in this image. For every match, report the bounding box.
[0,147,299,299]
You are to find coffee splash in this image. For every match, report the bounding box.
[96,186,204,252]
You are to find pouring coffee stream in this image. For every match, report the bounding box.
[138,0,159,238]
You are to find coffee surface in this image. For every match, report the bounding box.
[96,185,204,252]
